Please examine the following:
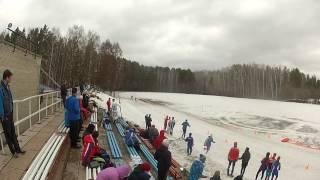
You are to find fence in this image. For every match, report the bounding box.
[0,88,73,154]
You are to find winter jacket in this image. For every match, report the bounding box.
[148,127,159,142]
[0,80,13,119]
[97,165,131,180]
[185,136,194,148]
[271,160,281,176]
[228,147,239,161]
[128,165,151,180]
[182,121,190,130]
[154,145,172,174]
[188,160,204,180]
[65,95,80,121]
[204,136,215,148]
[81,134,100,165]
[125,129,138,146]
[260,157,271,170]
[240,150,251,165]
[154,130,166,150]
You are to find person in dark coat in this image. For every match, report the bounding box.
[148,125,159,143]
[255,152,271,180]
[181,120,190,138]
[154,140,172,180]
[185,133,194,155]
[210,171,221,180]
[0,70,25,158]
[239,147,251,176]
[204,135,215,153]
[128,162,151,180]
[60,82,67,106]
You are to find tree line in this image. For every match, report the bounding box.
[1,25,319,100]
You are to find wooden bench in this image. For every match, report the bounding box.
[141,138,154,151]
[115,123,125,136]
[86,166,101,180]
[106,131,122,159]
[22,133,66,180]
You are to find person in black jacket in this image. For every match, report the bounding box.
[154,140,172,180]
[128,162,151,180]
[239,147,251,176]
[60,82,67,106]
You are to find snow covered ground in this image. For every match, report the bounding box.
[95,91,320,180]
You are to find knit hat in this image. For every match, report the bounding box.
[139,162,151,172]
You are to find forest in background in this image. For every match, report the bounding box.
[1,25,319,100]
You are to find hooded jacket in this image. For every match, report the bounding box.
[65,95,80,121]
[153,130,166,150]
[97,165,131,180]
[189,160,204,180]
[81,134,100,165]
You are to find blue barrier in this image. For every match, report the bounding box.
[106,131,122,159]
[116,123,126,136]
[140,144,158,171]
[118,117,129,129]
[123,139,140,157]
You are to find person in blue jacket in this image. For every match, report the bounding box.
[65,87,81,148]
[204,135,215,153]
[185,133,194,155]
[181,120,190,138]
[0,70,25,158]
[189,154,207,180]
[271,157,281,180]
[125,128,140,150]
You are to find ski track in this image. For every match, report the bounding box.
[95,91,320,180]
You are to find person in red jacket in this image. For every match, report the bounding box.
[81,131,101,166]
[227,142,240,177]
[164,116,169,131]
[153,130,167,150]
[106,98,111,112]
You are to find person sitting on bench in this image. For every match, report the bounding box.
[82,131,101,166]
[82,124,95,144]
[125,128,140,150]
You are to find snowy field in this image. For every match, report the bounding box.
[95,91,320,180]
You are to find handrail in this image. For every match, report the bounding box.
[0,87,76,154]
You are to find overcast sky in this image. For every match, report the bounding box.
[1,0,320,75]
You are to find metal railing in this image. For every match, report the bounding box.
[0,88,73,154]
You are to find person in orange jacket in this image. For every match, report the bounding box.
[227,142,240,177]
[81,131,101,166]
